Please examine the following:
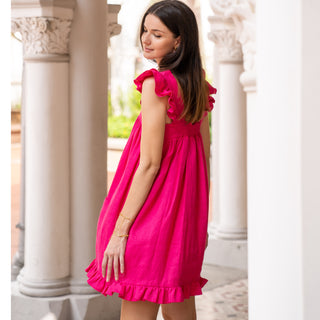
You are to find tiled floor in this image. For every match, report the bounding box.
[155,263,248,320]
[195,278,248,320]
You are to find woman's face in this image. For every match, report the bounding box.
[141,14,180,65]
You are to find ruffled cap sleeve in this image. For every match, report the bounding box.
[134,69,168,95]
[207,80,217,112]
[134,68,183,121]
[201,80,217,121]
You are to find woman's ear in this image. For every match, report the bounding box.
[174,36,181,49]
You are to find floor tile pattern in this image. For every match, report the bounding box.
[195,279,248,320]
[156,278,248,320]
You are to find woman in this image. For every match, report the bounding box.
[86,1,217,319]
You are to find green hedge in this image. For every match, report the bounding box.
[108,115,135,138]
[108,85,141,138]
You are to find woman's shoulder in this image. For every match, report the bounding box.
[134,68,173,81]
[134,68,183,121]
[134,68,176,94]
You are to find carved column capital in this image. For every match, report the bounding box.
[209,0,256,72]
[107,4,122,45]
[209,16,242,63]
[11,17,72,61]
[209,0,238,15]
[107,23,122,42]
[224,0,256,73]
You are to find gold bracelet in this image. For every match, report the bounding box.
[112,228,129,238]
[120,213,131,221]
[112,233,129,238]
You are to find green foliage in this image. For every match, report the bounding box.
[127,85,141,120]
[108,85,141,138]
[108,115,135,138]
[11,103,21,111]
[108,90,113,117]
[117,86,126,114]
[208,110,212,142]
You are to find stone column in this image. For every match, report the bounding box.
[204,1,247,269]
[68,2,120,295]
[209,15,247,240]
[11,15,73,297]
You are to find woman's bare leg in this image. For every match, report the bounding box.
[161,296,196,320]
[120,299,160,320]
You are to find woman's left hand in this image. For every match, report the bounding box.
[101,235,128,282]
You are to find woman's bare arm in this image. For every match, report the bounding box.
[102,76,167,281]
[113,77,168,234]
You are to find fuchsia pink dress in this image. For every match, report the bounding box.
[85,68,216,304]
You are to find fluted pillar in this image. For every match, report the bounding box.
[209,14,247,240]
[12,14,73,297]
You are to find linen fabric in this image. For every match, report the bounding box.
[86,68,216,304]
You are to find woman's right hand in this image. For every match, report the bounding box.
[101,234,128,282]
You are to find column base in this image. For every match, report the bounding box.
[69,279,97,294]
[17,269,70,297]
[204,234,247,270]
[213,225,247,240]
[11,251,24,281]
[11,281,121,320]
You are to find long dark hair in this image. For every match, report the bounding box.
[140,0,209,124]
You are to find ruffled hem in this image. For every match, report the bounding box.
[134,68,182,122]
[85,259,208,304]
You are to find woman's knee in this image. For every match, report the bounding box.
[161,310,196,320]
[161,297,196,320]
[161,308,173,320]
[120,299,160,320]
